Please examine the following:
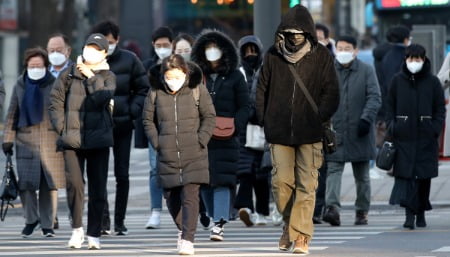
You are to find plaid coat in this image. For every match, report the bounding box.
[3,74,65,190]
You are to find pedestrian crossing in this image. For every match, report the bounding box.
[0,210,397,256]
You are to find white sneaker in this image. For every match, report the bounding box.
[238,208,254,227]
[176,230,182,251]
[271,208,283,226]
[255,213,268,225]
[178,239,194,255]
[145,210,161,229]
[68,227,84,249]
[87,236,101,250]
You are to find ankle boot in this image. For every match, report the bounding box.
[403,208,415,230]
[416,211,426,227]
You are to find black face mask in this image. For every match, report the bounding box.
[284,32,306,52]
[243,55,259,68]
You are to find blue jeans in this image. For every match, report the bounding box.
[148,144,162,211]
[200,186,230,223]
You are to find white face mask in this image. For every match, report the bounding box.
[406,61,424,74]
[205,47,222,61]
[48,52,67,66]
[107,44,117,56]
[27,68,46,80]
[83,47,105,65]
[155,47,172,60]
[335,51,354,65]
[165,77,186,92]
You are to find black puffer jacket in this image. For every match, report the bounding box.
[142,62,216,189]
[256,5,339,146]
[107,47,149,124]
[191,30,250,187]
[49,64,116,149]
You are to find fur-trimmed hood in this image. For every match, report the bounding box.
[148,61,203,93]
[191,29,240,75]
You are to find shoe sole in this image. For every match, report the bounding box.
[279,245,292,251]
[322,216,340,226]
[88,246,101,250]
[145,225,160,229]
[68,243,83,249]
[292,248,309,254]
[115,231,129,236]
[238,210,254,227]
[210,235,224,241]
[178,250,195,255]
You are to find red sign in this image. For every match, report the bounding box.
[0,0,18,30]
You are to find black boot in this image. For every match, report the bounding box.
[323,206,341,226]
[416,211,426,227]
[403,208,415,230]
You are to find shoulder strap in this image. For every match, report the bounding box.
[287,65,319,115]
[192,86,200,107]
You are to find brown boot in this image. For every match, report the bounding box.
[293,234,309,254]
[354,210,368,225]
[323,206,341,226]
[278,225,292,251]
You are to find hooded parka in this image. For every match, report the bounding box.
[142,62,216,189]
[256,5,339,146]
[386,59,446,179]
[191,30,250,187]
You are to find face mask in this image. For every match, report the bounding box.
[179,53,191,61]
[155,47,172,60]
[27,68,46,80]
[335,51,354,65]
[205,47,222,62]
[244,55,259,68]
[48,52,67,66]
[107,44,117,56]
[83,47,105,65]
[406,61,424,74]
[165,77,186,92]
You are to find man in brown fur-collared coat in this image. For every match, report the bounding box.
[2,48,65,237]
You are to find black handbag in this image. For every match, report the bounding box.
[376,141,396,171]
[288,65,337,154]
[0,153,19,221]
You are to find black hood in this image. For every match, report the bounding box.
[191,29,240,75]
[400,58,432,79]
[148,61,203,93]
[276,4,317,46]
[372,42,392,61]
[238,35,264,68]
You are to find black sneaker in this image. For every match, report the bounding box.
[199,212,211,230]
[42,228,55,237]
[323,206,341,226]
[114,224,128,236]
[210,225,224,241]
[22,221,39,238]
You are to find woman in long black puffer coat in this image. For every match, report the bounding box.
[386,44,445,230]
[191,29,249,241]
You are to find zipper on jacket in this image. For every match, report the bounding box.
[174,95,182,184]
[420,115,432,121]
[291,80,296,140]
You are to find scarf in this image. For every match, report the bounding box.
[276,33,312,64]
[17,72,50,128]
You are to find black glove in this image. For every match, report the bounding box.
[2,142,13,156]
[357,119,371,137]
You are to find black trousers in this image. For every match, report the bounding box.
[104,123,133,226]
[64,148,110,237]
[164,184,200,243]
[314,162,328,217]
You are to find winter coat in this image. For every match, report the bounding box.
[3,73,65,190]
[191,30,250,187]
[107,47,149,126]
[256,5,340,146]
[237,35,265,176]
[49,64,116,150]
[326,58,381,162]
[386,59,445,179]
[437,52,450,156]
[379,44,406,120]
[142,62,215,189]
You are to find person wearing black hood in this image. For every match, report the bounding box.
[191,29,250,241]
[386,44,445,230]
[90,20,150,236]
[256,5,339,254]
[234,35,271,227]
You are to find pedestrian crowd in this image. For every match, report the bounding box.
[0,4,448,256]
